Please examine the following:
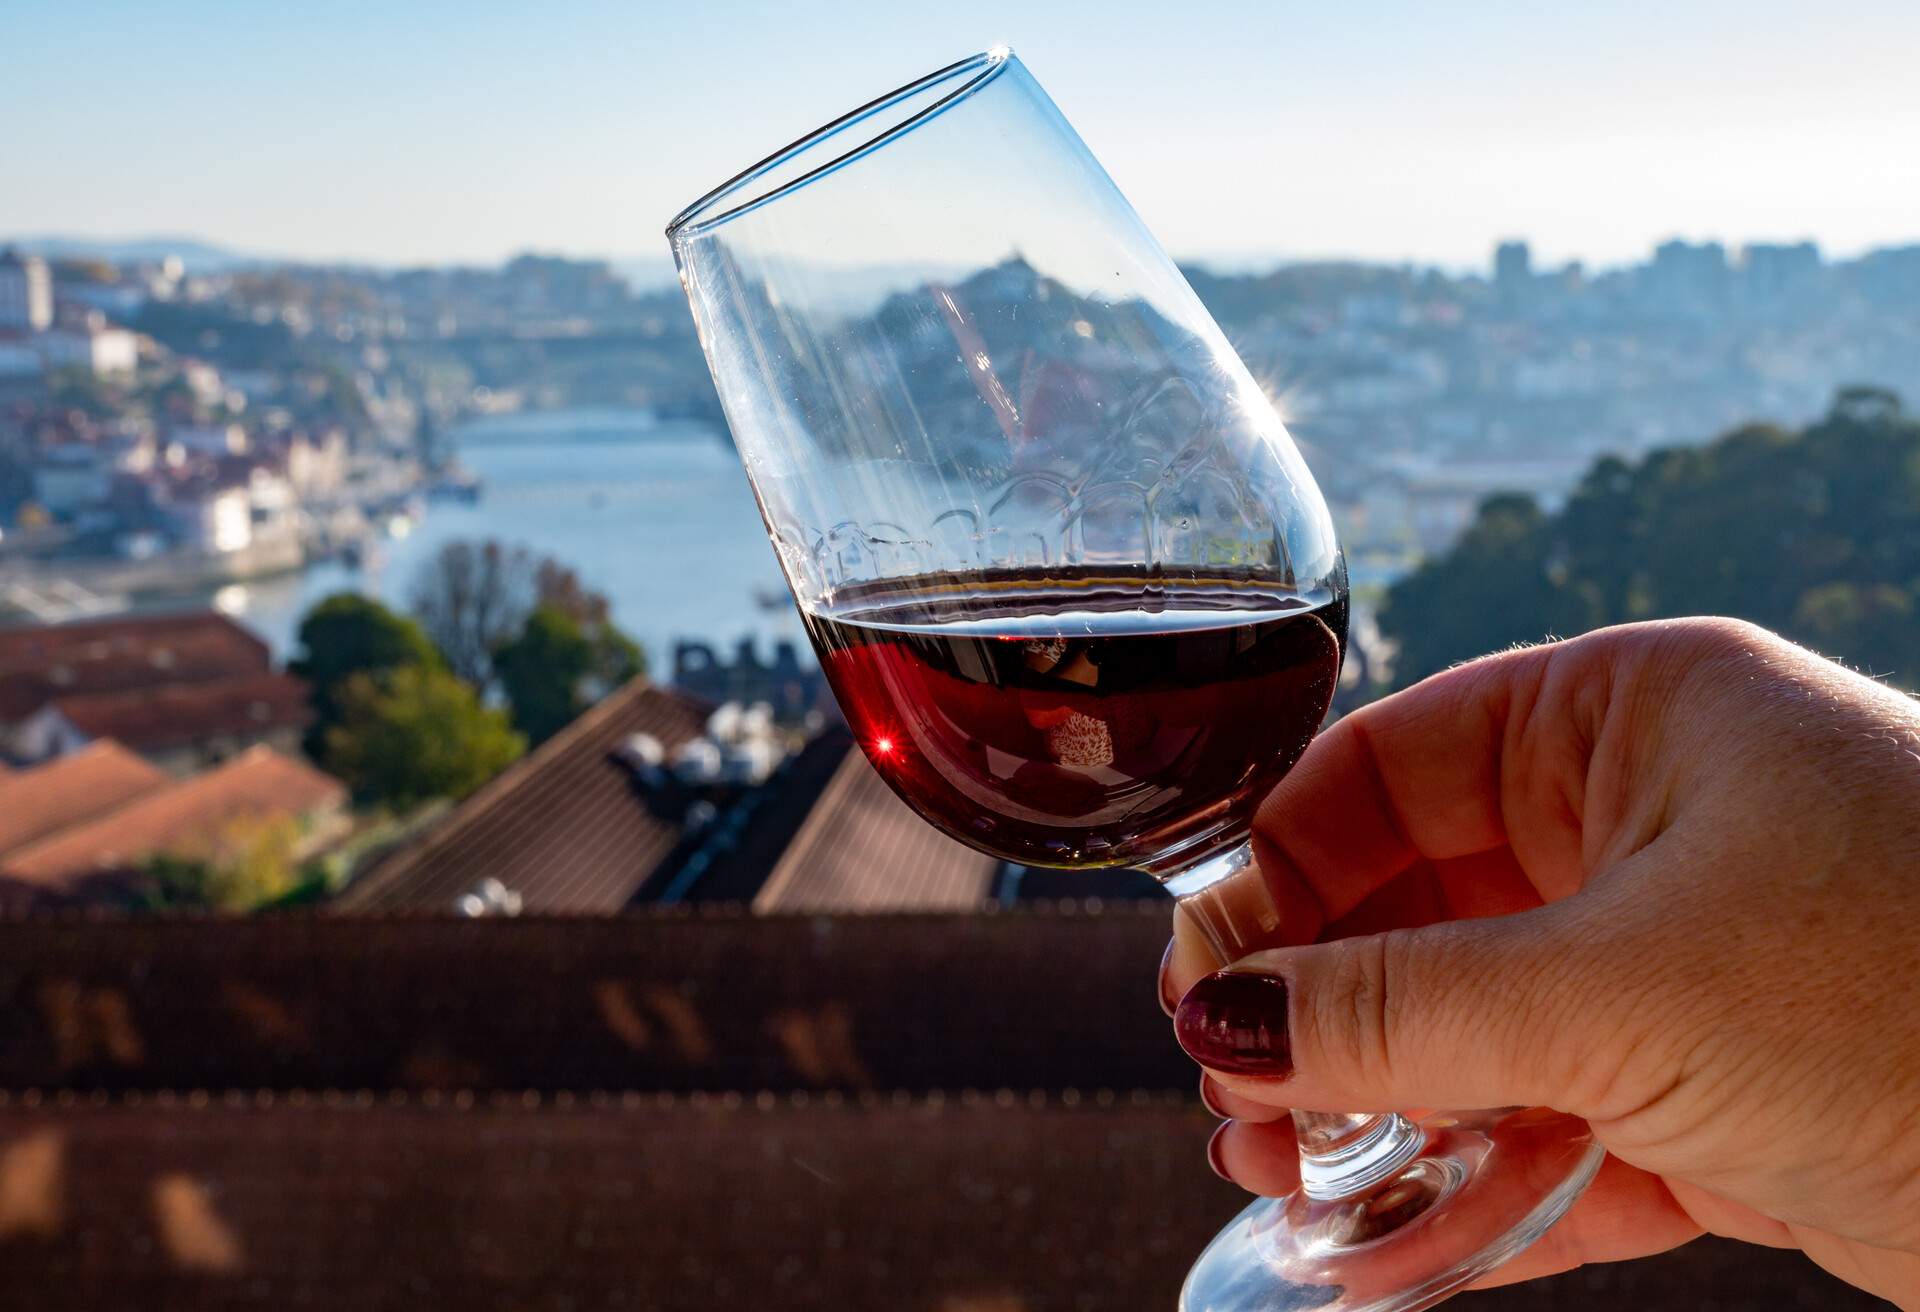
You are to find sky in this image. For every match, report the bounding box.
[6,0,1920,275]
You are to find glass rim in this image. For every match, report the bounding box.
[665,47,1013,241]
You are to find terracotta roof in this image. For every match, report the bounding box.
[751,746,1000,913]
[0,740,169,857]
[0,610,270,722]
[45,671,312,752]
[0,746,345,888]
[337,678,714,913]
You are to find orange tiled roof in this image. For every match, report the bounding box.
[0,745,345,887]
[0,740,169,858]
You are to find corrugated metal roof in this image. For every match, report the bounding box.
[751,747,999,914]
[0,740,170,858]
[336,678,714,914]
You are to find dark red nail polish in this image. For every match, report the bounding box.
[1158,939,1178,1017]
[1175,970,1294,1078]
[1198,1073,1228,1118]
[1206,1122,1233,1183]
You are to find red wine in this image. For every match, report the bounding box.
[804,570,1346,873]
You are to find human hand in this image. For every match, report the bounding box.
[1160,619,1920,1307]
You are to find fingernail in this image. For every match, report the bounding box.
[1158,939,1178,1017]
[1198,1073,1227,1118]
[1206,1122,1233,1183]
[1175,970,1294,1079]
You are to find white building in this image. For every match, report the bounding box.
[286,430,347,496]
[5,704,94,763]
[0,249,53,332]
[180,360,225,407]
[244,466,300,543]
[165,486,254,554]
[37,311,137,377]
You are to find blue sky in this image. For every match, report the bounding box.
[6,0,1919,271]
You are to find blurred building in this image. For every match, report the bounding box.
[1493,238,1532,310]
[1742,240,1822,303]
[0,611,313,771]
[670,636,823,723]
[37,309,138,377]
[283,428,348,496]
[1644,238,1731,314]
[0,247,53,332]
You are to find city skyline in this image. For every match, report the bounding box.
[0,229,1904,287]
[6,0,1919,270]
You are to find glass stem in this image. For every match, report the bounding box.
[1167,842,1428,1203]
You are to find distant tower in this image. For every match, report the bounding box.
[0,248,53,332]
[1647,238,1730,311]
[1493,240,1532,307]
[1743,240,1821,302]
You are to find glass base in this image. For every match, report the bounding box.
[1180,1108,1603,1312]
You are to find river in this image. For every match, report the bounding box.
[218,410,807,667]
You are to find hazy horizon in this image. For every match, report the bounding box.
[8,1,1919,272]
[3,228,1898,288]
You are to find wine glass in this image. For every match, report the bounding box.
[668,48,1602,1312]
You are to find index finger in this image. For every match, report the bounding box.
[1168,640,1585,991]
[1259,637,1597,929]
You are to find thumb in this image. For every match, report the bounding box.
[1173,902,1616,1116]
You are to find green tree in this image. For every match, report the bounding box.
[409,539,542,687]
[1793,582,1920,680]
[409,540,634,691]
[493,604,645,744]
[1380,389,1920,692]
[324,665,524,810]
[136,815,310,912]
[1381,492,1601,687]
[290,593,444,761]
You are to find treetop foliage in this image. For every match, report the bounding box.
[1382,389,1920,692]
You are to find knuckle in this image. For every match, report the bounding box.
[1672,615,1783,665]
[1302,934,1401,1089]
[1534,913,1700,1119]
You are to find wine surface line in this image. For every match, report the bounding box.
[803,566,1347,873]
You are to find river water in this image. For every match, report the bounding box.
[221,410,806,667]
